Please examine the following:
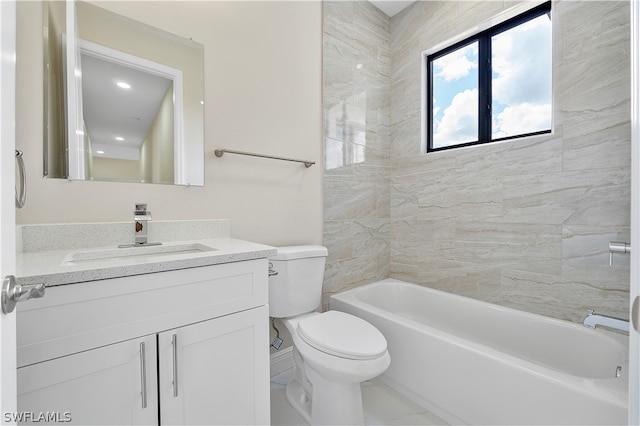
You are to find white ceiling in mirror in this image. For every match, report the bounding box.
[369,0,415,17]
[81,53,173,160]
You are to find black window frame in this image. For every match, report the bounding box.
[426,1,552,153]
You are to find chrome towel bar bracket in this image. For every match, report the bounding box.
[609,241,631,266]
[214,149,315,168]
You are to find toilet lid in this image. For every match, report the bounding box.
[297,311,387,360]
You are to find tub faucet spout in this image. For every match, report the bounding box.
[583,309,629,332]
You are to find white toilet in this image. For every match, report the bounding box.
[269,245,390,425]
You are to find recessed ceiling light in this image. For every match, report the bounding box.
[116,81,131,89]
[96,150,105,154]
[115,137,124,141]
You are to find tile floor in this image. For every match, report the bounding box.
[270,369,447,426]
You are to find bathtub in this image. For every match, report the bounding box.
[329,279,628,425]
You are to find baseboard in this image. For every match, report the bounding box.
[270,346,294,377]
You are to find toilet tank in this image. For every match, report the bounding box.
[268,245,328,318]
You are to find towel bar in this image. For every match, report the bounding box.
[214,149,315,168]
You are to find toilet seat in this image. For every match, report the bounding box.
[297,311,387,360]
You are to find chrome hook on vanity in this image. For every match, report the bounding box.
[268,262,278,277]
[609,241,631,266]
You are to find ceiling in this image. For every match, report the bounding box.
[81,53,172,160]
[369,0,415,17]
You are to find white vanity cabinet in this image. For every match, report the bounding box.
[18,334,159,425]
[159,306,269,425]
[16,258,270,425]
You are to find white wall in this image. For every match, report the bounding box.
[15,1,323,247]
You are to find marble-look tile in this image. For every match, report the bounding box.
[324,177,381,221]
[324,254,379,295]
[495,135,564,176]
[324,0,630,325]
[323,220,353,263]
[417,176,503,222]
[353,219,390,257]
[555,54,629,118]
[562,123,631,172]
[454,221,562,276]
[322,0,391,308]
[391,152,456,178]
[390,180,420,220]
[502,169,630,227]
[558,0,629,63]
[389,110,421,157]
[562,225,630,272]
[500,269,630,322]
[391,219,455,267]
[413,258,504,304]
[389,262,418,284]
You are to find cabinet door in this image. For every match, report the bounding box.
[159,305,270,425]
[17,335,158,425]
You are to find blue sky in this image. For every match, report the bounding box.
[432,14,552,148]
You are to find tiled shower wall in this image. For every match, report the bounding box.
[323,1,631,323]
[322,1,391,308]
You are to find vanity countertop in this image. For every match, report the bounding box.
[16,238,277,287]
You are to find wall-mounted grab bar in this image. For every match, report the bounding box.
[214,149,315,168]
[15,150,26,208]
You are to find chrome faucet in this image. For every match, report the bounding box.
[118,204,161,248]
[134,203,152,244]
[583,309,629,332]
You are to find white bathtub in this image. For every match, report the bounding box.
[329,279,628,425]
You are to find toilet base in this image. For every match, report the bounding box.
[284,348,312,423]
[284,346,367,425]
[285,377,312,423]
[306,363,365,425]
[285,366,366,426]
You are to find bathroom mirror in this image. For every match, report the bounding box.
[43,1,204,186]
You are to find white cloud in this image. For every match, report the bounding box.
[433,88,478,148]
[493,102,551,138]
[433,43,477,83]
[492,14,551,106]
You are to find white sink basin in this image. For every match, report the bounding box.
[62,243,217,266]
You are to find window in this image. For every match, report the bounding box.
[426,2,552,152]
